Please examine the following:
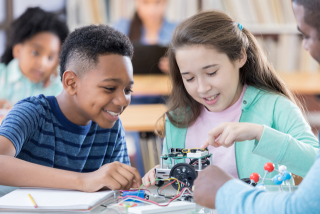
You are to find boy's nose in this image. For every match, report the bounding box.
[302,40,309,51]
[113,91,130,107]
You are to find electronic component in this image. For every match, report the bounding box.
[155,147,212,190]
[120,190,145,201]
[169,163,197,190]
[187,151,208,158]
[144,192,166,203]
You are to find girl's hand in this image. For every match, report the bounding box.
[142,165,160,187]
[201,122,264,149]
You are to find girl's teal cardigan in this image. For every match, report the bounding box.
[163,86,319,184]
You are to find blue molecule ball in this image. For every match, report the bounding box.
[272,174,283,185]
[281,171,292,181]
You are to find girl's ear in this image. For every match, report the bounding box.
[12,44,22,59]
[239,48,247,68]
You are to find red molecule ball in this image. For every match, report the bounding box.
[264,162,275,173]
[250,173,260,183]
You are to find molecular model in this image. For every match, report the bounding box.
[249,162,293,192]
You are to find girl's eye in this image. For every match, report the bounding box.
[48,56,54,61]
[186,77,194,82]
[104,87,116,92]
[208,71,217,76]
[31,50,39,56]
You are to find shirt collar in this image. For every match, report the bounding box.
[7,59,24,83]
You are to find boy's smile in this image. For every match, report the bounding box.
[57,54,134,129]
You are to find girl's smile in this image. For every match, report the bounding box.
[203,93,220,105]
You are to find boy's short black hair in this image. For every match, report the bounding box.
[0,7,69,65]
[292,0,320,37]
[59,25,134,80]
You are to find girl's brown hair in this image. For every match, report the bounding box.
[156,10,304,137]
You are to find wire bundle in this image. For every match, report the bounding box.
[112,178,193,208]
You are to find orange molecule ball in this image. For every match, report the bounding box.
[264,162,275,173]
[250,172,260,183]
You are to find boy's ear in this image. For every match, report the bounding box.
[239,48,247,68]
[62,70,77,96]
[12,44,22,58]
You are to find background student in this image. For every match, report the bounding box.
[0,25,141,197]
[0,7,69,108]
[193,0,320,213]
[114,0,177,74]
[142,10,318,186]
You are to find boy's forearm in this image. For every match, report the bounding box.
[0,155,83,191]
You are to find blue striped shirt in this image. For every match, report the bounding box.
[0,95,130,172]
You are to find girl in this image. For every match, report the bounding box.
[0,7,69,108]
[142,10,319,185]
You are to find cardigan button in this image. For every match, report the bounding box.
[243,100,247,104]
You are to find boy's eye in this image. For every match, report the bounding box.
[208,71,217,76]
[125,89,133,94]
[186,77,194,82]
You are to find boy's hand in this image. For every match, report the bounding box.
[201,122,264,149]
[193,165,233,209]
[142,165,160,187]
[80,161,142,192]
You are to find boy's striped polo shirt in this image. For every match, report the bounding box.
[0,95,130,172]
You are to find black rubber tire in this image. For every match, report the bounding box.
[169,163,197,190]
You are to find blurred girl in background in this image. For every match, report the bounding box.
[0,7,69,108]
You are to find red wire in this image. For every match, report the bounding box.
[119,187,190,207]
[159,180,176,195]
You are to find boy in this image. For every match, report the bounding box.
[0,25,141,195]
[193,0,320,213]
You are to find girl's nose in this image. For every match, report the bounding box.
[197,79,211,94]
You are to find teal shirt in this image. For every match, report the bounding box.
[0,59,63,105]
[163,86,319,184]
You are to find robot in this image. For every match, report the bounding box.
[249,162,293,192]
[154,148,212,190]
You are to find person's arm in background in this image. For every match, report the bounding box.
[194,154,320,214]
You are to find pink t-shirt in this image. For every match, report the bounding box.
[185,85,248,178]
